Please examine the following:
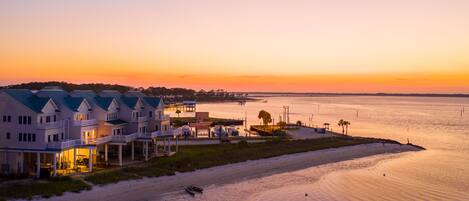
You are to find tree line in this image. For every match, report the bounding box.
[0,81,249,103]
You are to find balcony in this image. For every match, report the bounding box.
[47,139,83,150]
[137,132,152,139]
[151,130,176,138]
[111,133,138,143]
[131,116,148,123]
[96,135,113,144]
[73,119,98,127]
[83,135,112,145]
[37,122,61,130]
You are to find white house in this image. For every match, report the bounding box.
[0,87,175,177]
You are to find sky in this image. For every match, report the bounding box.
[1,0,469,93]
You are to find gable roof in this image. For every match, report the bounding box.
[120,96,140,109]
[63,97,87,111]
[143,97,162,108]
[99,90,122,98]
[124,91,145,98]
[36,88,89,112]
[94,97,115,110]
[3,89,53,113]
[70,90,114,111]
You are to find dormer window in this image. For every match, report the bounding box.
[107,112,118,121]
[76,113,87,121]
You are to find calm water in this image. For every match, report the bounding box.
[181,96,469,200]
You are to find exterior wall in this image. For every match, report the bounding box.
[1,89,168,175]
[0,93,45,150]
[70,101,97,141]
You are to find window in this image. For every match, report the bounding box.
[53,115,57,122]
[46,116,51,123]
[61,133,64,140]
[22,133,27,141]
[7,116,11,122]
[18,133,22,141]
[27,133,31,141]
[32,134,36,142]
[53,134,58,141]
[6,132,10,139]
[23,116,27,125]
[40,117,43,124]
[18,116,22,124]
[48,135,51,142]
[149,111,153,118]
[27,116,31,124]
[2,116,6,122]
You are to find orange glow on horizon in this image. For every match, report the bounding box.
[1,0,469,93]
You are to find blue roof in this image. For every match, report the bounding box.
[143,97,161,108]
[36,89,87,112]
[94,97,115,110]
[106,119,128,125]
[124,91,146,98]
[70,90,115,111]
[64,97,86,111]
[99,90,122,98]
[120,96,139,109]
[3,89,51,113]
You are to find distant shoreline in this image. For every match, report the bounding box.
[246,92,469,98]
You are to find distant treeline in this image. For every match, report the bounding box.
[248,92,469,98]
[0,81,250,103]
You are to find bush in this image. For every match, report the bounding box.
[237,140,249,148]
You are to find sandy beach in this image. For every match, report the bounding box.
[41,143,420,201]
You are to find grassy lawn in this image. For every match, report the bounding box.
[0,136,403,200]
[0,176,91,200]
[84,136,395,185]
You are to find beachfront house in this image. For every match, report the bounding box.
[0,87,177,178]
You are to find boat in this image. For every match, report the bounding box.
[187,185,204,193]
[185,187,195,196]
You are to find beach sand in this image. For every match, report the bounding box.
[41,143,420,201]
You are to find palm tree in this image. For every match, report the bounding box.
[175,109,181,117]
[338,119,345,134]
[258,110,272,127]
[337,119,351,135]
[343,121,351,135]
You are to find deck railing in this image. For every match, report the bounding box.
[73,119,98,127]
[47,139,83,150]
[137,132,152,139]
[112,133,138,143]
[151,130,177,138]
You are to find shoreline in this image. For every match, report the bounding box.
[41,143,421,201]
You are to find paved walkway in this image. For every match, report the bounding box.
[286,127,339,139]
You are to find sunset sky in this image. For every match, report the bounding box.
[1,0,469,93]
